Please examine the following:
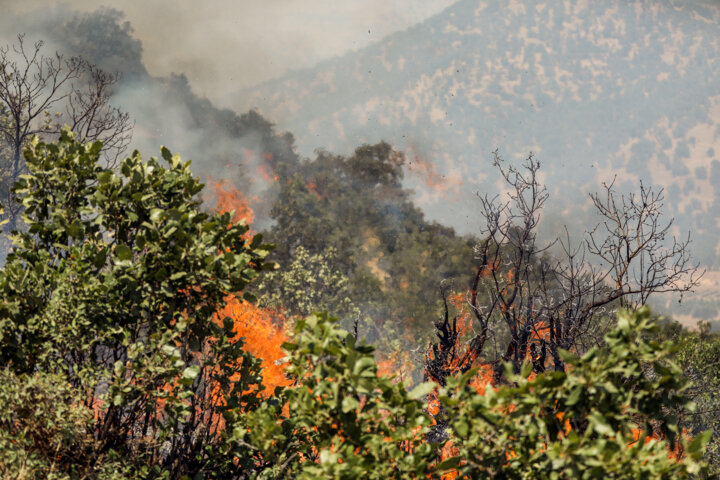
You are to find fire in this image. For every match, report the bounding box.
[257,163,278,183]
[218,296,290,395]
[240,149,279,184]
[211,179,255,230]
[211,180,290,395]
[377,322,423,391]
[629,426,688,460]
[439,441,461,479]
[426,291,497,394]
[262,153,279,181]
[306,181,322,200]
[405,144,464,200]
[377,348,414,385]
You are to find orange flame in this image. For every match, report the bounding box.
[405,144,464,200]
[427,292,497,394]
[211,179,255,232]
[257,164,278,183]
[241,149,279,183]
[306,181,322,200]
[217,297,290,395]
[377,348,414,385]
[212,181,290,395]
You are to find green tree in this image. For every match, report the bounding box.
[257,246,359,322]
[0,129,272,477]
[437,307,709,479]
[265,142,477,347]
[651,319,720,475]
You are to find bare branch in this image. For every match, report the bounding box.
[426,152,703,383]
[0,34,133,230]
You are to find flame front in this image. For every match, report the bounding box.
[212,180,289,395]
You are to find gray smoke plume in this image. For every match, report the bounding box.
[0,5,300,229]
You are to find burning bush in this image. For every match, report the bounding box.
[234,308,709,479]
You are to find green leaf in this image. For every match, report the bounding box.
[520,360,532,378]
[243,292,257,303]
[160,146,173,162]
[342,396,360,413]
[455,420,469,438]
[169,271,185,281]
[352,357,375,376]
[566,386,583,406]
[408,382,435,400]
[182,365,201,381]
[93,249,107,269]
[150,208,164,222]
[687,430,711,459]
[155,268,168,282]
[282,342,299,351]
[115,244,132,261]
[435,456,461,470]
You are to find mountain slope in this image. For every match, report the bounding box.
[236,0,720,257]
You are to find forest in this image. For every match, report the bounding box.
[2,6,720,480]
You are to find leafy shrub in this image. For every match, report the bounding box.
[234,313,436,479]
[0,369,130,479]
[438,307,709,479]
[0,129,273,477]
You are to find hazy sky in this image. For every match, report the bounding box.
[6,0,456,102]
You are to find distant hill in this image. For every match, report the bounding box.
[234,0,720,323]
[236,0,720,255]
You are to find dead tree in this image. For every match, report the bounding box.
[426,151,703,384]
[64,63,132,168]
[0,34,132,230]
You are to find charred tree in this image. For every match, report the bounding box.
[426,151,703,386]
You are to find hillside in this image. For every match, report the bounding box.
[235,0,720,322]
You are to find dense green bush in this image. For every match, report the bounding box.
[653,319,720,475]
[0,130,273,477]
[0,369,131,479]
[234,309,710,479]
[438,307,709,479]
[234,312,436,479]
